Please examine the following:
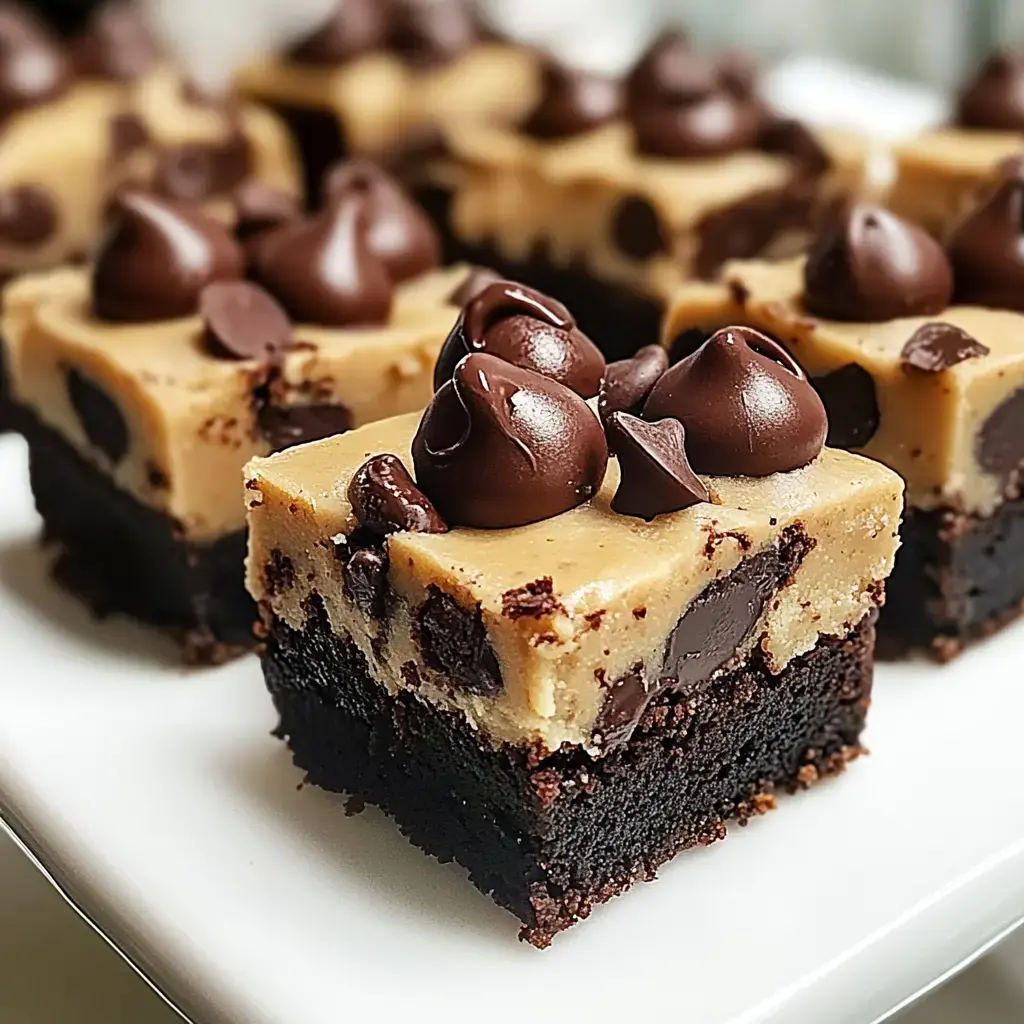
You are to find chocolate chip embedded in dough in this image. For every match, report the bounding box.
[258,403,353,453]
[899,322,989,374]
[977,387,1024,476]
[0,185,56,246]
[811,363,879,450]
[66,368,129,464]
[342,546,391,620]
[610,195,669,261]
[415,585,502,696]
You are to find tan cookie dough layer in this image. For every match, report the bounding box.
[441,120,876,299]
[662,257,1024,515]
[891,128,1022,238]
[236,44,539,158]
[245,413,901,754]
[4,265,468,541]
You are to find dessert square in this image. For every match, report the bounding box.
[663,195,1024,658]
[245,306,901,945]
[4,170,472,662]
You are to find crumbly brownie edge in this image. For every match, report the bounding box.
[22,408,256,664]
[263,597,876,947]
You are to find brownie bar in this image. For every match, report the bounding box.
[264,595,874,947]
[24,410,255,663]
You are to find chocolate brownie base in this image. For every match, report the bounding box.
[880,497,1024,660]
[263,597,875,947]
[0,344,12,433]
[23,411,256,663]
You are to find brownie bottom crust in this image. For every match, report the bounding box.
[263,597,875,947]
[23,410,256,663]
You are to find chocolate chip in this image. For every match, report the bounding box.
[342,546,390,619]
[108,112,149,163]
[598,345,668,423]
[415,585,502,696]
[233,180,299,241]
[0,8,69,121]
[501,577,565,620]
[66,368,129,464]
[71,1,160,82]
[258,403,353,452]
[387,0,477,69]
[201,282,292,361]
[593,666,649,748]
[812,363,879,449]
[348,453,448,536]
[606,412,709,520]
[978,387,1024,476]
[611,195,669,261]
[956,50,1024,130]
[154,136,253,203]
[900,323,989,373]
[521,58,622,140]
[287,0,390,65]
[757,118,830,176]
[0,186,56,246]
[448,266,504,307]
[264,549,295,597]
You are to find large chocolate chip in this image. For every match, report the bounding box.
[66,368,129,463]
[287,0,391,65]
[0,6,70,121]
[521,57,622,140]
[415,585,502,696]
[643,326,827,476]
[812,363,879,449]
[0,185,57,246]
[71,1,160,82]
[342,546,391,620]
[387,0,477,69]
[108,111,149,163]
[978,387,1024,476]
[348,453,448,536]
[258,403,353,452]
[233,181,299,241]
[625,28,693,109]
[598,345,668,424]
[606,412,709,520]
[448,265,504,307]
[201,281,292,361]
[900,323,989,373]
[154,135,253,203]
[610,195,669,261]
[955,50,1024,130]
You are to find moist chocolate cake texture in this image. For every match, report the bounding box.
[663,195,1024,657]
[246,291,902,945]
[3,165,478,661]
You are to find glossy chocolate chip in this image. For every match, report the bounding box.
[633,90,764,159]
[108,111,149,163]
[251,193,393,327]
[154,135,253,203]
[900,322,989,373]
[643,326,826,476]
[92,192,245,323]
[201,281,292,361]
[415,584,502,695]
[233,180,299,240]
[413,353,608,529]
[0,185,56,246]
[0,6,70,121]
[434,280,605,398]
[598,345,668,423]
[812,363,879,449]
[606,412,709,520]
[978,387,1024,475]
[448,265,504,306]
[955,50,1024,131]
[326,159,440,282]
[625,27,692,109]
[348,453,448,535]
[287,0,391,65]
[342,546,390,620]
[66,367,129,463]
[258,403,353,452]
[521,58,622,140]
[947,178,1024,312]
[610,195,668,261]
[757,118,830,176]
[71,1,160,81]
[804,203,953,322]
[388,0,477,69]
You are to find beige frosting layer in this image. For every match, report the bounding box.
[245,412,902,754]
[662,257,1024,514]
[4,264,468,541]
[441,120,876,298]
[236,45,539,157]
[890,128,1022,238]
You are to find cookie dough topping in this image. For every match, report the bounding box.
[287,0,391,66]
[598,344,668,423]
[803,202,953,322]
[0,4,70,121]
[413,353,608,528]
[70,1,160,82]
[434,281,606,398]
[644,327,826,476]
[947,178,1024,312]
[955,50,1024,131]
[521,57,622,140]
[348,453,448,535]
[326,160,440,282]
[91,192,244,322]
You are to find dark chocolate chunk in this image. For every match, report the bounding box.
[448,265,504,306]
[201,281,292,361]
[415,585,502,695]
[251,193,393,327]
[804,202,953,322]
[605,412,709,520]
[108,111,149,163]
[593,666,649,748]
[0,6,69,121]
[643,326,826,476]
[947,178,1024,312]
[154,135,253,203]
[900,322,989,373]
[387,0,477,69]
[66,367,129,464]
[233,180,299,241]
[0,185,56,246]
[342,546,390,620]
[757,117,830,176]
[955,50,1024,131]
[598,344,668,423]
[812,363,879,449]
[92,192,245,323]
[287,0,391,65]
[977,387,1024,476]
[434,280,605,398]
[413,354,608,529]
[521,57,622,140]
[348,453,448,535]
[326,159,440,282]
[610,194,668,261]
[70,1,160,82]
[258,403,353,452]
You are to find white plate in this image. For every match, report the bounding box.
[2,427,1024,1024]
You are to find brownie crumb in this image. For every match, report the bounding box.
[264,549,296,597]
[501,577,566,620]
